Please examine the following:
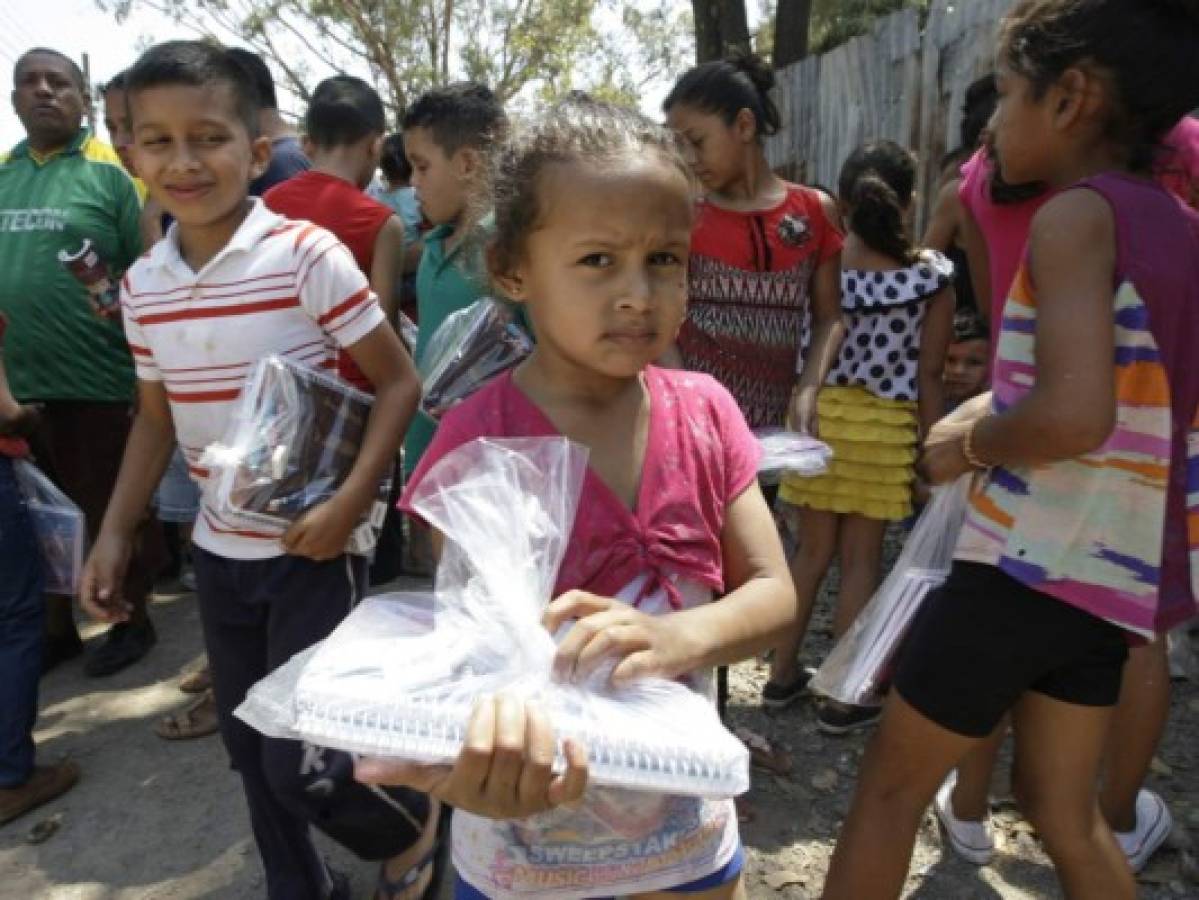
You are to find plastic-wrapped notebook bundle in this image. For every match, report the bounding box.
[810,474,972,707]
[237,436,750,799]
[419,297,533,420]
[755,429,833,483]
[202,356,389,555]
[13,459,86,596]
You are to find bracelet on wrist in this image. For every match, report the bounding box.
[962,418,992,470]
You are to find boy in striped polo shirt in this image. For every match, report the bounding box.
[79,42,434,900]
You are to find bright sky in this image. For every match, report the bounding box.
[0,0,698,152]
[0,0,192,149]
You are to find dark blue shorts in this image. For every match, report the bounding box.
[454,842,744,899]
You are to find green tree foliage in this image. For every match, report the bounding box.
[98,0,692,116]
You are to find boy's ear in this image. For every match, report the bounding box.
[249,135,272,181]
[301,134,316,158]
[455,145,482,179]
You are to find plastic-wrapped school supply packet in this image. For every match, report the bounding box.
[397,312,418,354]
[237,436,750,799]
[755,429,833,483]
[419,297,533,420]
[13,459,86,595]
[810,474,973,707]
[201,356,389,555]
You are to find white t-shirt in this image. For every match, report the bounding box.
[121,199,385,560]
[452,579,740,900]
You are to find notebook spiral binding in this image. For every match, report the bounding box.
[294,693,749,798]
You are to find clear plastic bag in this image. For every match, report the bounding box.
[237,436,750,798]
[397,312,418,354]
[13,459,86,595]
[810,474,973,706]
[419,297,533,420]
[754,429,833,483]
[201,356,389,555]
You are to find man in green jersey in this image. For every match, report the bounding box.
[1,48,161,677]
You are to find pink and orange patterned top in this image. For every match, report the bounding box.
[955,173,1199,639]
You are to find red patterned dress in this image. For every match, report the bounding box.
[679,184,843,428]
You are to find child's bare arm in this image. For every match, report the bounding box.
[281,322,420,559]
[958,202,992,322]
[792,251,845,434]
[922,180,962,252]
[920,191,1116,482]
[545,481,796,686]
[916,285,955,439]
[369,216,406,323]
[81,379,176,622]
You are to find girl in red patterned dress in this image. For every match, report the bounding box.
[663,55,845,439]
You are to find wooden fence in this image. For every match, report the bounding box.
[764,0,1015,225]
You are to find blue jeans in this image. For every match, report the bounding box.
[0,456,45,786]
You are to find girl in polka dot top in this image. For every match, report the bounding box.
[768,141,956,732]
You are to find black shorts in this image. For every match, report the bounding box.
[894,561,1130,738]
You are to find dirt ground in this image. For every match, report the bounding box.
[2,555,1198,899]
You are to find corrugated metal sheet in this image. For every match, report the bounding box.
[764,0,1015,227]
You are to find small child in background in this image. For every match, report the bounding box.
[357,99,796,900]
[265,75,407,390]
[400,82,506,574]
[943,310,989,411]
[824,1,1199,896]
[773,141,955,734]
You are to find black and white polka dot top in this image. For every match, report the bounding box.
[824,249,954,402]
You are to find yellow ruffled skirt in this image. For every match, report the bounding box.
[779,385,916,521]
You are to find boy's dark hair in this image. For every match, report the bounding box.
[1000,0,1199,173]
[401,82,505,156]
[14,48,86,92]
[489,99,691,275]
[379,132,412,184]
[952,309,990,344]
[304,75,385,148]
[126,41,261,136]
[225,47,277,110]
[960,74,997,152]
[101,69,128,95]
[662,52,780,138]
[838,140,918,265]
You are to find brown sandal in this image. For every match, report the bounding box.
[0,761,79,825]
[179,665,212,694]
[734,727,794,776]
[155,690,219,740]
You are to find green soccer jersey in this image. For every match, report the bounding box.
[0,128,142,402]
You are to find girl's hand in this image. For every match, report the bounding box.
[354,696,589,820]
[789,385,820,436]
[0,401,42,437]
[282,497,359,561]
[544,592,705,688]
[917,394,992,485]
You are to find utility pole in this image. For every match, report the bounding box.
[81,52,95,132]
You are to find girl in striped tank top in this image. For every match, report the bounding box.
[824,2,1199,898]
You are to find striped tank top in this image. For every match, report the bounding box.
[955,173,1199,638]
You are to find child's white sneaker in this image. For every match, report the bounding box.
[1114,789,1173,873]
[933,770,995,866]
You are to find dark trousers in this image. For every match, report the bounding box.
[195,548,429,900]
[0,457,45,786]
[27,401,165,623]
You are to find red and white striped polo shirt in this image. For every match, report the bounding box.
[122,199,386,560]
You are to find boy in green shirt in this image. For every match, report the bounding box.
[400,83,505,571]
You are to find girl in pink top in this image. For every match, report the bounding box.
[357,100,796,900]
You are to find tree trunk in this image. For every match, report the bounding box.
[691,0,751,63]
[774,0,812,68]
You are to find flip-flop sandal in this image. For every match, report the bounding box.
[734,727,794,776]
[375,829,445,900]
[179,666,212,694]
[155,691,219,740]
